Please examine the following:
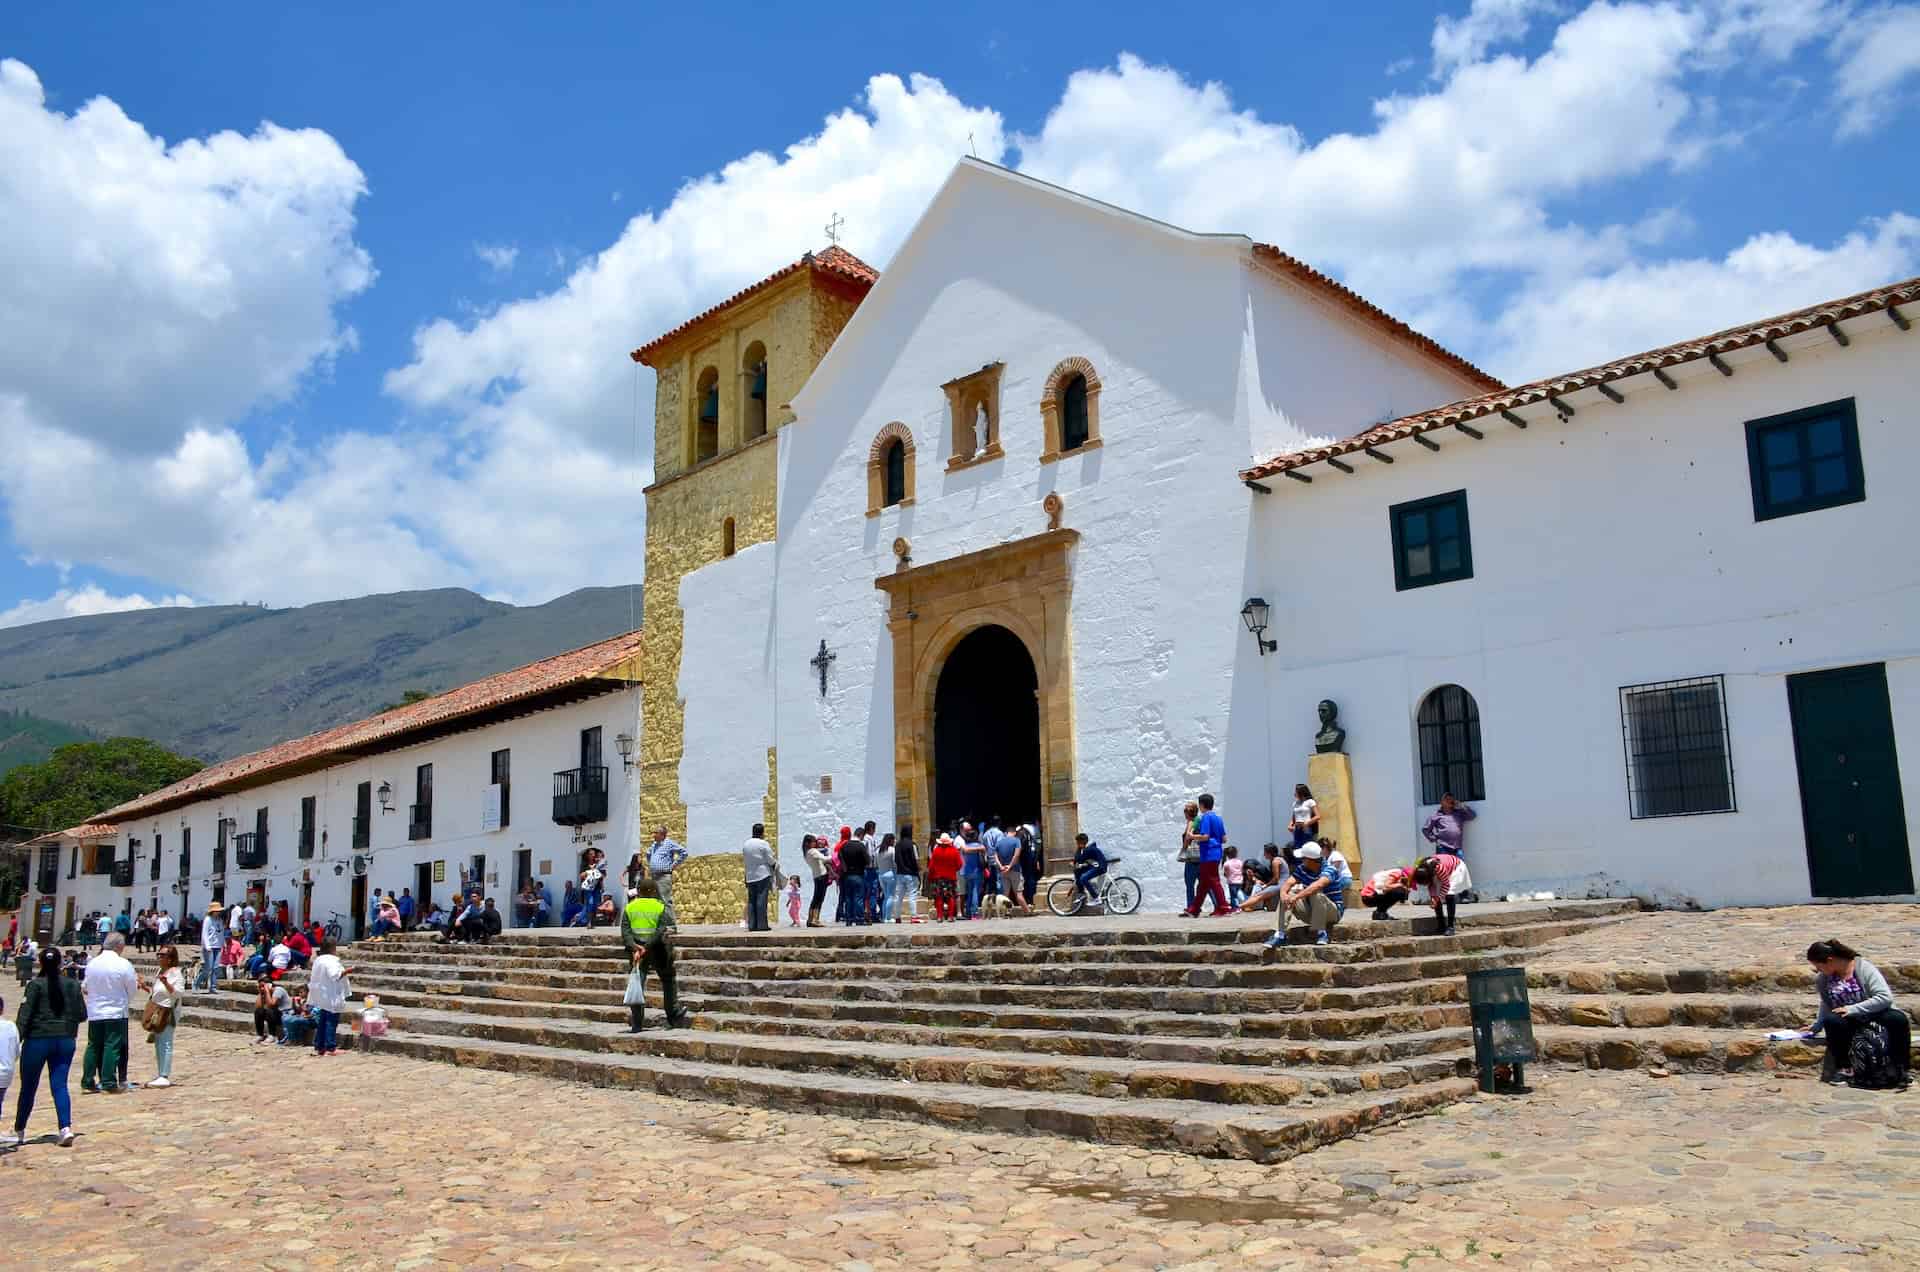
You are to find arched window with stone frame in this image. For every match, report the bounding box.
[1416,684,1485,805]
[866,422,916,516]
[1040,356,1102,461]
[741,341,769,441]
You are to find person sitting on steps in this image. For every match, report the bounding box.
[1270,842,1344,947]
[621,878,689,1033]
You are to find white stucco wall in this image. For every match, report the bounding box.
[768,161,1493,908]
[678,541,779,869]
[1251,317,1920,907]
[39,688,641,935]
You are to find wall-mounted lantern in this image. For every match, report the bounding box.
[615,733,636,773]
[377,781,395,814]
[1240,597,1277,656]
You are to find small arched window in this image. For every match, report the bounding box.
[1061,374,1089,452]
[1041,357,1102,460]
[1417,684,1485,804]
[883,439,907,507]
[721,516,736,558]
[866,422,916,516]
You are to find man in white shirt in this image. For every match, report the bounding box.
[741,824,777,932]
[155,910,174,943]
[81,932,141,1094]
[305,940,355,1056]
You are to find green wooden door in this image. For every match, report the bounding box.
[1788,663,1914,897]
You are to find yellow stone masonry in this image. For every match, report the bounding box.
[636,260,867,866]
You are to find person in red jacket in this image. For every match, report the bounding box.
[283,928,312,969]
[926,834,964,922]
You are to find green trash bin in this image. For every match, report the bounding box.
[1466,966,1536,1093]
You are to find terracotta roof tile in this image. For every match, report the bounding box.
[631,246,878,367]
[1251,245,1504,394]
[1242,274,1920,481]
[96,629,643,825]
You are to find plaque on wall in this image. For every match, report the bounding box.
[432,860,446,883]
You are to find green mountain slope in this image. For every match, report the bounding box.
[0,586,640,763]
[0,708,92,777]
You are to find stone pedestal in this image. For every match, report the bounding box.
[1306,751,1361,874]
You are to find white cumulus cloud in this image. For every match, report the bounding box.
[0,584,197,630]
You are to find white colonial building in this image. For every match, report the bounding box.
[669,159,1918,910]
[21,632,641,942]
[1240,283,1920,908]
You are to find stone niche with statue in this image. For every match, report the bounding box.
[1306,699,1362,872]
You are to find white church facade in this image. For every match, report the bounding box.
[668,158,1919,911]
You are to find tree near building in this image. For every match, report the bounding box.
[0,737,203,907]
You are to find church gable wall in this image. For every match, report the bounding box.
[772,168,1285,907]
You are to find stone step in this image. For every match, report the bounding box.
[349,912,1628,972]
[252,955,1486,1011]
[174,1004,1477,1161]
[1530,993,1813,1031]
[1532,1024,1920,1075]
[360,900,1637,958]
[653,969,1473,1015]
[685,1010,1473,1068]
[213,979,1473,1046]
[324,945,1534,993]
[1528,962,1920,997]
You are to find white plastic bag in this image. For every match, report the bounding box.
[623,966,647,1006]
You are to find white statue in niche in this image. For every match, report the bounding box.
[972,400,990,455]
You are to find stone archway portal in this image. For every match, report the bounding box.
[875,529,1079,870]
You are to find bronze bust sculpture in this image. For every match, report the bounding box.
[1314,699,1346,754]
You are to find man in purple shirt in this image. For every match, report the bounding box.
[1422,793,1477,857]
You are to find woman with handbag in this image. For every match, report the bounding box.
[145,945,186,1088]
[1177,802,1201,913]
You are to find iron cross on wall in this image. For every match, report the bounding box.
[811,639,836,698]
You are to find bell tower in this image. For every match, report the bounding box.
[629,247,876,846]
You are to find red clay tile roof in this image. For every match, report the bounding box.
[94,629,644,825]
[1252,245,1505,395]
[631,246,879,367]
[1242,273,1920,481]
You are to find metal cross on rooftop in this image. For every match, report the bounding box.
[810,639,837,698]
[824,212,845,246]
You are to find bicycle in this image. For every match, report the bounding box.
[1045,861,1142,917]
[321,911,347,944]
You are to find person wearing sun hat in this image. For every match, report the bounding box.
[196,903,228,993]
[1271,842,1345,948]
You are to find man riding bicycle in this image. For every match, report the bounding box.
[1072,832,1108,904]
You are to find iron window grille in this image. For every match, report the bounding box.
[1620,674,1736,818]
[1390,490,1473,591]
[1744,398,1864,522]
[1417,684,1486,804]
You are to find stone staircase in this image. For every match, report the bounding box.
[1525,963,1920,1074]
[173,900,1633,1162]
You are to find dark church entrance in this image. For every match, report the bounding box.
[932,625,1041,832]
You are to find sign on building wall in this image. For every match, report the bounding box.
[432,860,446,883]
[481,783,504,832]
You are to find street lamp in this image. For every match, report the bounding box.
[615,733,636,773]
[1240,597,1277,656]
[377,780,395,814]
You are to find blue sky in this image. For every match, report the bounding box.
[1,0,1916,625]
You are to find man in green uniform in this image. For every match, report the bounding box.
[621,878,690,1032]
